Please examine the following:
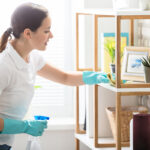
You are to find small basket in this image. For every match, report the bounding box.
[106,106,148,142]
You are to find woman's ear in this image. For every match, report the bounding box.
[23,28,32,39]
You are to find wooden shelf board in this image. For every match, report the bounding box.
[75,133,130,150]
[76,9,150,16]
[98,83,150,93]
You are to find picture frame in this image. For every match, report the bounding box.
[101,32,129,73]
[122,46,150,81]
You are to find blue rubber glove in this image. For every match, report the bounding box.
[83,71,109,85]
[0,118,47,136]
[111,73,127,84]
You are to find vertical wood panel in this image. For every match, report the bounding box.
[94,15,99,71]
[94,15,99,147]
[76,13,79,71]
[76,138,80,150]
[116,93,121,150]
[130,19,134,46]
[76,87,79,133]
[94,85,99,147]
[115,16,121,88]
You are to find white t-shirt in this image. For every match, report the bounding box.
[0,43,45,146]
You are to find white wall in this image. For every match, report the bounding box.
[84,0,139,9]
[138,20,150,46]
[84,0,112,8]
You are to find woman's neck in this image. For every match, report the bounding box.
[10,39,32,63]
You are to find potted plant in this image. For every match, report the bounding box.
[104,39,124,74]
[104,39,115,73]
[141,56,150,83]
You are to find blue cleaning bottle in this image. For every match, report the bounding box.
[26,115,50,150]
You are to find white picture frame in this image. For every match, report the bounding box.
[122,46,150,81]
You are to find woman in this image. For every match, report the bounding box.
[0,2,109,149]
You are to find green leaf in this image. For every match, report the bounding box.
[104,39,115,63]
[141,56,150,67]
[34,85,42,89]
[104,39,124,64]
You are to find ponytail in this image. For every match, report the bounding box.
[0,28,12,53]
[0,3,48,53]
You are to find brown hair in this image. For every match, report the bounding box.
[0,3,48,52]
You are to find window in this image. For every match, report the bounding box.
[0,0,74,119]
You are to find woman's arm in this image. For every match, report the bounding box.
[37,63,85,86]
[0,118,4,131]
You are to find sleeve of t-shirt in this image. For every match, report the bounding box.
[31,51,46,72]
[0,64,11,94]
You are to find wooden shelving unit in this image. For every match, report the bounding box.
[75,9,150,150]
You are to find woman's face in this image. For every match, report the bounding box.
[30,16,53,50]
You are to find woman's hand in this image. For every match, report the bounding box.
[82,71,109,85]
[0,118,48,136]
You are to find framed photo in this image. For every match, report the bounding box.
[101,32,129,73]
[122,46,150,81]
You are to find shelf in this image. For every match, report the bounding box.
[76,8,150,16]
[98,83,150,93]
[75,9,150,150]
[75,133,130,150]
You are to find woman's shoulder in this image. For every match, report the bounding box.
[0,63,12,84]
[0,53,13,88]
[0,53,12,73]
[0,61,12,74]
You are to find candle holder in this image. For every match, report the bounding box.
[133,114,150,150]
